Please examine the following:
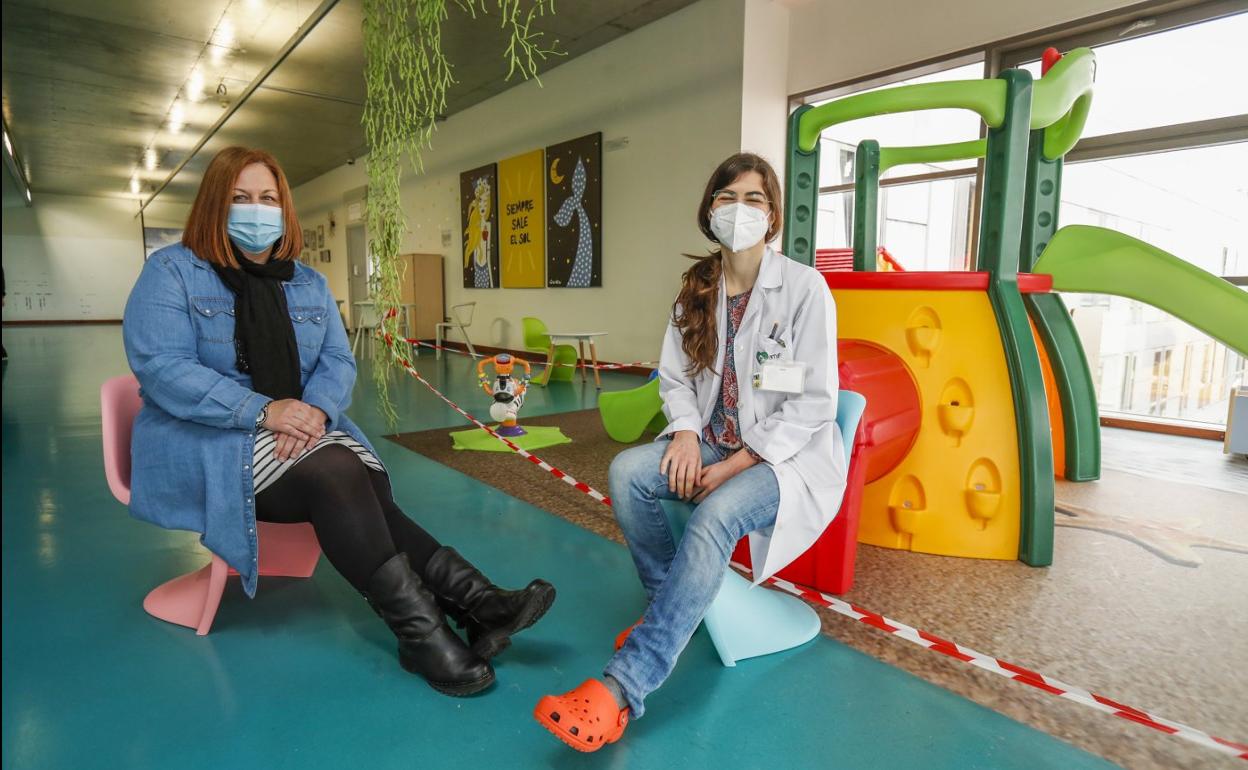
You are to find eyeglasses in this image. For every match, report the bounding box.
[711,190,771,209]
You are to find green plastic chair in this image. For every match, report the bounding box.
[522,317,578,384]
[600,374,669,443]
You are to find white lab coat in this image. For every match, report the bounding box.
[657,246,846,583]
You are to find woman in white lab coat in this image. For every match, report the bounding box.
[534,153,846,752]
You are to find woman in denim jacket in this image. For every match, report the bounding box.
[123,146,554,696]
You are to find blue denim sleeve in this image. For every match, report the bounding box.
[298,281,356,430]
[123,257,266,430]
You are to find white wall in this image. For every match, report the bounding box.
[786,0,1144,95]
[2,193,187,321]
[295,205,351,321]
[294,0,750,364]
[741,0,792,174]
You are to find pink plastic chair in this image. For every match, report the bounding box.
[101,374,322,635]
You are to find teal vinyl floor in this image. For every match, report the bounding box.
[0,326,1120,769]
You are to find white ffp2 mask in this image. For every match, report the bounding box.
[709,203,769,252]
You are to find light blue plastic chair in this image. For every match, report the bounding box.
[659,390,866,667]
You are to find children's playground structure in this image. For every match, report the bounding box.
[600,46,1246,592]
[778,47,1248,573]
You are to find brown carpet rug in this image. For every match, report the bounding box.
[388,409,635,542]
[388,414,1248,770]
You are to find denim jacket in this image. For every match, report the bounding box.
[122,243,378,597]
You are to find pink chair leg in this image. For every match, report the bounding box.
[143,523,321,635]
[196,557,230,635]
[142,554,230,636]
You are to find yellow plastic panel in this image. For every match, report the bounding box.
[835,288,1021,559]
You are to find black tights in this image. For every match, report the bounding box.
[255,444,441,591]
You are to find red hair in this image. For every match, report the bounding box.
[183,146,303,267]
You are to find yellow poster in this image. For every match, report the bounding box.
[498,149,546,288]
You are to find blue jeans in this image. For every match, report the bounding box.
[603,439,780,718]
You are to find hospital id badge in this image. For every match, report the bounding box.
[753,359,806,394]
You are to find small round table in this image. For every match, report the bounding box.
[541,331,609,388]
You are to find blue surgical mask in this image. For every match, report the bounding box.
[227,203,284,254]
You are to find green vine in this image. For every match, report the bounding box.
[362,0,560,424]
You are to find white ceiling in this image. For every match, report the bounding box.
[1,0,699,204]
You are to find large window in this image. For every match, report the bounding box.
[804,60,983,270]
[1014,12,1248,138]
[1002,9,1247,427]
[1058,144,1247,424]
[798,3,1247,429]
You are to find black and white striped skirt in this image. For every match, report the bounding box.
[252,427,384,495]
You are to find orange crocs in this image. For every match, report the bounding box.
[614,618,642,652]
[534,679,629,752]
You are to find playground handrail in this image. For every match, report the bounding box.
[1030,48,1095,158]
[796,81,1006,153]
[878,139,987,174]
[796,48,1095,159]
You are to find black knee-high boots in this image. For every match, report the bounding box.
[365,553,495,696]
[422,547,556,659]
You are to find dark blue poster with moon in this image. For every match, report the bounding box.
[545,132,602,288]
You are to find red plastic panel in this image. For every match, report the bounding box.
[837,340,922,483]
[1018,273,1052,293]
[821,271,1052,293]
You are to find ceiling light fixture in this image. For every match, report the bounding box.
[137,0,339,216]
[169,102,185,133]
[144,147,158,171]
[215,19,236,52]
[130,176,141,195]
[187,70,205,102]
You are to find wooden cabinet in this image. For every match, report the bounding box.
[399,253,445,341]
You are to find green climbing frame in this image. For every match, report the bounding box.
[784,49,1100,567]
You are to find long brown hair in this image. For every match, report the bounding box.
[672,153,783,377]
[183,146,303,268]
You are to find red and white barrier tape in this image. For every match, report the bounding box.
[736,562,1248,760]
[378,333,1247,760]
[407,339,658,371]
[407,340,487,359]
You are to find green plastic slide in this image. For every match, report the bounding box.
[1033,225,1248,356]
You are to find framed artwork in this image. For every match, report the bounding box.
[459,162,500,289]
[320,250,331,263]
[546,132,602,287]
[498,149,546,288]
[317,225,325,249]
[142,226,182,260]
[303,228,315,249]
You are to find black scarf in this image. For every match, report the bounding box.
[212,250,302,400]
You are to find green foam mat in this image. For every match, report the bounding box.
[449,425,572,452]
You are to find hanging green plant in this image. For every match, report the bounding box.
[362,0,559,423]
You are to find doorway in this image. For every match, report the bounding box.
[346,224,369,330]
